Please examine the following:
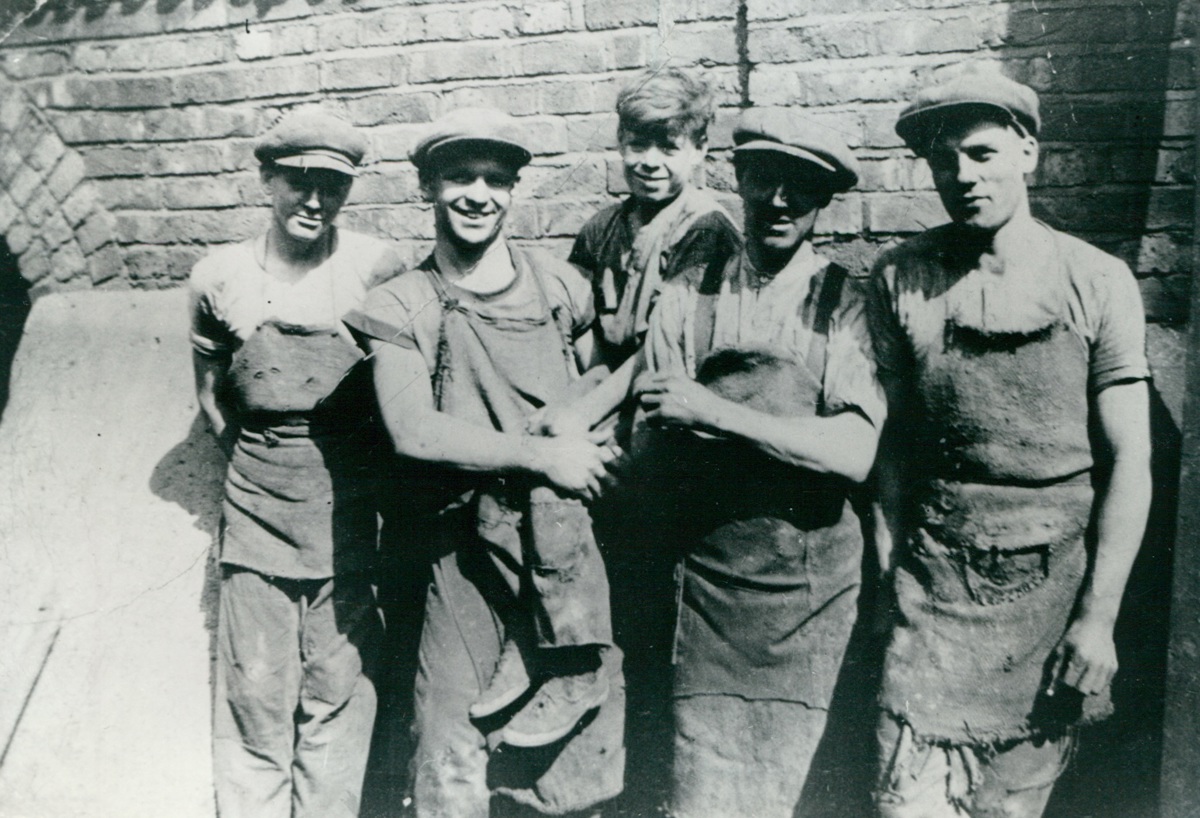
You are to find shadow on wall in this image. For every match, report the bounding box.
[0,239,32,423]
[24,0,314,25]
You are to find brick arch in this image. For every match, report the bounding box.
[0,86,126,290]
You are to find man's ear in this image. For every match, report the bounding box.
[1019,134,1039,175]
[259,164,274,191]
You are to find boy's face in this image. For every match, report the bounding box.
[619,127,705,205]
[423,153,519,251]
[261,165,353,245]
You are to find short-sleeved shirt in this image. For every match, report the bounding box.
[189,228,403,358]
[569,197,740,366]
[645,244,887,431]
[867,223,1149,396]
[347,245,595,372]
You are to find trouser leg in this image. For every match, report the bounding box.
[526,489,612,648]
[213,567,303,818]
[292,574,382,818]
[669,694,829,818]
[874,712,1074,818]
[411,553,499,818]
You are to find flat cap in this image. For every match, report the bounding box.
[254,110,367,177]
[733,108,858,192]
[411,108,532,171]
[896,71,1040,153]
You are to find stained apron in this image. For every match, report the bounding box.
[881,230,1110,746]
[409,250,623,815]
[651,263,863,708]
[221,320,380,578]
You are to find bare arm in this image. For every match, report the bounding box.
[872,375,912,575]
[530,351,641,437]
[635,371,879,483]
[1049,379,1152,696]
[369,339,616,499]
[192,351,238,457]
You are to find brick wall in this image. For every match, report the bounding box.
[0,0,1193,326]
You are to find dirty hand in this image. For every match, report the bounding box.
[526,404,590,438]
[1046,615,1118,697]
[533,432,620,501]
[636,373,721,430]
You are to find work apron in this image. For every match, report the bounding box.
[413,250,623,814]
[658,263,863,707]
[221,320,379,578]
[881,231,1109,745]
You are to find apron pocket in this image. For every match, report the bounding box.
[958,543,1050,605]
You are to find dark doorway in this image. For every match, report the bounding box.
[0,239,32,421]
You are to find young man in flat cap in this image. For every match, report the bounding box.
[635,107,885,818]
[190,110,402,817]
[868,70,1151,817]
[344,108,624,817]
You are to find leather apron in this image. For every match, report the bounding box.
[659,263,864,706]
[221,320,380,578]
[881,230,1110,745]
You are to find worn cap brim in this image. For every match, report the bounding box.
[274,149,360,177]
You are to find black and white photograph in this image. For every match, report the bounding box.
[0,0,1193,816]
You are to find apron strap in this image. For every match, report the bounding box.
[421,264,453,410]
[806,261,846,377]
[692,252,727,360]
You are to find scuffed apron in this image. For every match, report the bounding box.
[882,232,1109,745]
[658,264,863,707]
[417,250,623,811]
[221,320,379,578]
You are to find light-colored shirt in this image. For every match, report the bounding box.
[645,244,887,430]
[189,227,403,357]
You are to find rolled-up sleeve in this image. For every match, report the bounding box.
[343,281,424,351]
[188,263,234,358]
[1088,260,1150,393]
[822,277,887,430]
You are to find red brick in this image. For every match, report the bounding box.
[522,156,608,198]
[23,188,55,227]
[347,172,423,205]
[234,29,274,61]
[520,38,611,77]
[816,193,864,236]
[162,176,247,209]
[117,209,262,244]
[565,114,619,152]
[123,245,203,283]
[0,146,24,184]
[1139,273,1190,322]
[857,154,931,192]
[340,205,435,241]
[1137,233,1191,276]
[422,8,470,41]
[51,241,88,283]
[82,143,236,177]
[27,132,65,172]
[538,198,608,236]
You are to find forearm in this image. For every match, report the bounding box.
[1077,454,1151,625]
[703,398,879,483]
[385,407,545,476]
[569,353,640,429]
[193,352,238,455]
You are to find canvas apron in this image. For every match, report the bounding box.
[662,263,863,707]
[414,251,623,813]
[881,233,1109,745]
[221,320,379,577]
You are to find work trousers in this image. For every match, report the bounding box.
[875,714,1075,818]
[213,567,380,818]
[669,694,829,818]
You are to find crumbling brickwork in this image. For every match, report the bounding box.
[0,0,1193,322]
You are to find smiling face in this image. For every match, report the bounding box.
[925,115,1037,232]
[422,153,519,252]
[736,153,832,262]
[262,164,353,245]
[619,126,705,205]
